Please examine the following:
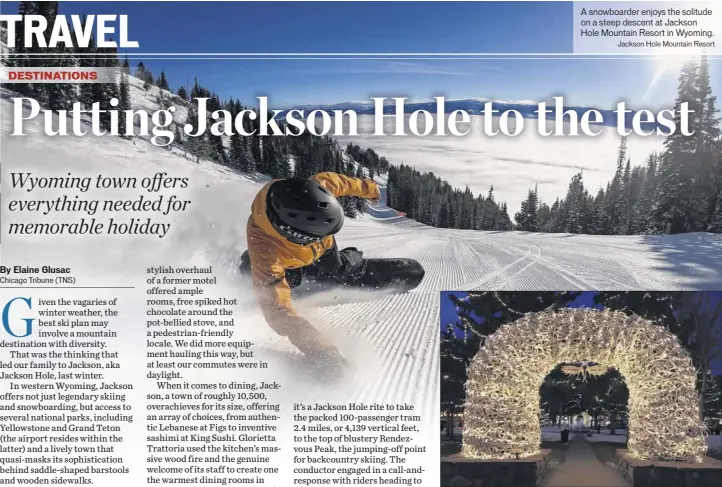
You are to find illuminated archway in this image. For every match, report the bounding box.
[462,308,707,463]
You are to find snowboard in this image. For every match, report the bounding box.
[238,251,424,298]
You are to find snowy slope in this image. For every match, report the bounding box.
[3,85,721,396]
[2,80,722,484]
[3,79,722,355]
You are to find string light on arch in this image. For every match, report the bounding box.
[461,308,707,463]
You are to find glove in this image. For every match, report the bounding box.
[339,247,364,275]
[314,245,344,278]
[239,251,251,274]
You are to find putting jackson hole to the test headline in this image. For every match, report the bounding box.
[8,95,696,144]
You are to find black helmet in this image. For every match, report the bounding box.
[266,178,344,244]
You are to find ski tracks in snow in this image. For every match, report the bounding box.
[279,217,722,416]
[250,291,440,441]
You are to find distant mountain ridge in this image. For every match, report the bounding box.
[283,98,662,130]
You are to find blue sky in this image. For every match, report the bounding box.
[5,1,720,108]
[440,291,722,375]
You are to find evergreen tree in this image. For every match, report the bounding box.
[711,186,722,233]
[559,172,590,233]
[136,61,154,88]
[653,61,702,234]
[264,140,285,178]
[386,181,395,208]
[499,203,512,231]
[515,186,539,231]
[47,45,79,112]
[229,131,245,170]
[491,59,717,237]
[676,292,722,422]
[339,161,358,218]
[384,165,510,229]
[250,133,262,172]
[600,137,627,234]
[135,61,147,80]
[183,97,211,162]
[195,94,226,163]
[632,153,659,234]
[441,292,580,423]
[279,152,292,179]
[5,2,34,95]
[540,372,578,427]
[118,70,131,135]
[440,323,466,437]
[620,159,633,234]
[355,165,368,213]
[13,2,48,102]
[174,125,183,146]
[596,291,722,423]
[158,70,170,91]
[604,375,630,434]
[695,55,721,226]
[78,22,96,109]
[594,291,683,329]
[242,144,257,173]
[700,369,722,421]
[43,2,78,112]
[185,133,213,163]
[96,45,120,130]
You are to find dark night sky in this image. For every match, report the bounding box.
[440,291,722,376]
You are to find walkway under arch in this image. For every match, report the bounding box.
[541,436,629,487]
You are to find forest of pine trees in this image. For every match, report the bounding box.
[515,57,721,235]
[3,2,720,234]
[387,166,513,230]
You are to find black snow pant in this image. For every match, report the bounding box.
[240,244,424,291]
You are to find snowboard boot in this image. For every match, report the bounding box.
[356,258,425,291]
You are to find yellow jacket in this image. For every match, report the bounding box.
[247,172,380,354]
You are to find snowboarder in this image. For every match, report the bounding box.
[240,172,425,370]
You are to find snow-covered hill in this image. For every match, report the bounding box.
[2,77,722,484]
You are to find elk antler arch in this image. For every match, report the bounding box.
[462,308,707,462]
